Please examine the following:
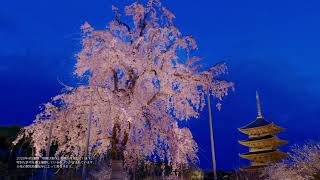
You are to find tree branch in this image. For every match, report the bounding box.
[115,19,133,44]
[112,69,119,92]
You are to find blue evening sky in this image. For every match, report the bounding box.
[1,0,320,170]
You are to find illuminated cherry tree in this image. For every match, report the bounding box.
[14,0,233,175]
[262,142,320,180]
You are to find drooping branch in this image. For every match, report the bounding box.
[147,91,161,105]
[135,8,152,49]
[16,0,233,175]
[112,69,119,92]
[112,5,133,44]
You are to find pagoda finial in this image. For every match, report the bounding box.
[256,91,263,118]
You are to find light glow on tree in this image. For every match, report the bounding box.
[14,0,233,175]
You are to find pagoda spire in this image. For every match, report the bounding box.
[256,91,263,118]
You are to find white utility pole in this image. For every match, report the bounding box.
[207,91,217,180]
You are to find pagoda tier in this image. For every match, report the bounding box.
[240,149,288,166]
[239,135,287,151]
[238,91,288,167]
[238,117,284,137]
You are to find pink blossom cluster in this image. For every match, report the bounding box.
[262,142,320,180]
[14,0,233,174]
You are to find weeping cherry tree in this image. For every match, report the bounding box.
[14,0,233,177]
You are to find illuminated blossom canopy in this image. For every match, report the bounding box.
[14,0,233,173]
[262,142,320,180]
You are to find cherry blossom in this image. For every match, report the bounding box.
[262,142,320,180]
[14,0,233,174]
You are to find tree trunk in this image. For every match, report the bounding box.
[110,122,128,179]
[111,160,124,180]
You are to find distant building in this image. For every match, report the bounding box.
[238,91,287,169]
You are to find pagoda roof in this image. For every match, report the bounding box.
[239,91,285,132]
[241,149,276,155]
[239,135,287,148]
[240,149,288,161]
[238,118,284,136]
[240,117,271,130]
[241,135,273,142]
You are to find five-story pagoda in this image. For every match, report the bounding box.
[238,91,288,167]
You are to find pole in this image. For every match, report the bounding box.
[43,110,56,180]
[207,92,217,180]
[82,92,93,180]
